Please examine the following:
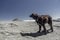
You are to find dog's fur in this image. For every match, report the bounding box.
[30,13,53,33]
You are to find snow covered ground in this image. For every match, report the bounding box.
[0,20,60,40]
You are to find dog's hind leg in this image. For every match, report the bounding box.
[48,20,53,32]
[49,23,53,32]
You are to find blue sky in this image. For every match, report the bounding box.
[0,0,60,20]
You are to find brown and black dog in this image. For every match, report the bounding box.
[30,13,53,34]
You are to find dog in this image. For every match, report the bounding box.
[30,13,53,34]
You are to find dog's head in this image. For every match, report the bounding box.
[29,13,38,20]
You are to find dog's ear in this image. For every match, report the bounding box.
[34,14,38,16]
[32,13,34,15]
[32,12,36,15]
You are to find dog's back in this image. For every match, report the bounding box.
[37,15,52,25]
